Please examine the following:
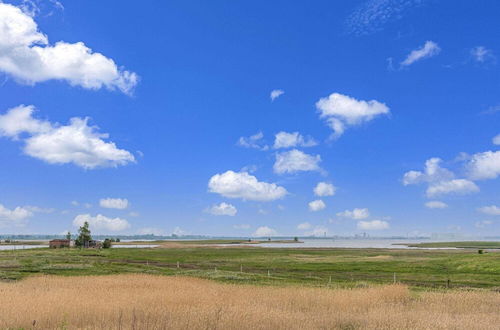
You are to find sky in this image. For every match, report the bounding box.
[0,0,499,237]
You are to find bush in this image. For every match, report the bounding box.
[478,249,484,254]
[103,239,112,249]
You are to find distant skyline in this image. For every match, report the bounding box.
[0,0,499,237]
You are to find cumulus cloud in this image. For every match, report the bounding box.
[73,214,130,232]
[0,3,138,94]
[207,202,237,216]
[297,222,311,230]
[270,89,284,101]
[208,170,287,201]
[466,151,500,180]
[357,220,389,230]
[316,93,389,139]
[273,149,321,174]
[99,198,129,210]
[0,105,135,169]
[403,158,479,197]
[400,41,441,67]
[172,226,188,236]
[308,199,326,212]
[304,226,328,237]
[477,205,500,216]
[402,158,454,185]
[253,226,277,237]
[425,201,448,209]
[237,132,268,150]
[314,182,336,197]
[426,179,479,197]
[0,204,33,227]
[337,208,370,220]
[273,131,317,149]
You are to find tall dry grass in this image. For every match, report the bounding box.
[0,274,498,329]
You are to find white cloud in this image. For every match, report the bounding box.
[304,226,328,237]
[252,226,277,237]
[100,198,129,210]
[270,89,284,101]
[0,105,51,138]
[208,170,287,201]
[426,179,479,197]
[400,41,441,67]
[467,151,500,180]
[0,3,138,94]
[477,205,500,216]
[237,132,268,150]
[73,214,130,232]
[273,131,317,149]
[493,134,500,145]
[314,182,336,197]
[357,220,389,230]
[273,149,321,174]
[316,93,389,139]
[403,158,479,197]
[25,205,55,213]
[475,220,494,228]
[0,204,33,224]
[233,224,250,229]
[172,226,188,236]
[402,158,453,185]
[0,105,135,169]
[297,222,311,230]
[471,46,495,63]
[345,0,423,36]
[308,199,326,212]
[207,202,237,216]
[337,208,370,220]
[425,201,448,209]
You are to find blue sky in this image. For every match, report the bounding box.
[0,0,499,237]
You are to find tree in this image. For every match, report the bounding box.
[66,231,71,241]
[75,221,92,248]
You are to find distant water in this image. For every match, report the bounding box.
[252,239,459,249]
[0,245,47,250]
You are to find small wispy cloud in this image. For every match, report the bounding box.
[470,46,495,63]
[345,0,426,36]
[270,89,285,101]
[400,41,441,67]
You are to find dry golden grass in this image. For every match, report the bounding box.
[0,274,499,329]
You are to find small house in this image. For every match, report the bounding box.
[49,239,71,248]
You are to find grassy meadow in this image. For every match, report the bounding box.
[1,245,499,289]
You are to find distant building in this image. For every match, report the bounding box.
[49,239,72,248]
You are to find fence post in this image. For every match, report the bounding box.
[177,261,180,269]
[267,270,270,277]
[240,264,243,273]
[393,272,396,284]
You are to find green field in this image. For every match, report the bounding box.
[1,245,499,290]
[400,241,500,249]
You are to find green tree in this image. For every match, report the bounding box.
[66,231,71,241]
[75,222,92,247]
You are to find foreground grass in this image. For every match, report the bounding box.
[0,274,498,329]
[403,241,500,249]
[1,246,499,289]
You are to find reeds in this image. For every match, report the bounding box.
[0,274,498,329]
